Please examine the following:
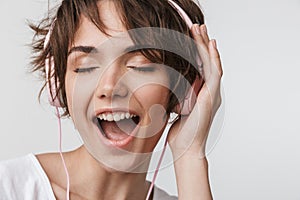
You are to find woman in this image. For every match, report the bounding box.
[0,0,222,199]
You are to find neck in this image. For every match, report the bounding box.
[67,146,151,200]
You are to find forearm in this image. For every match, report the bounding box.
[173,154,212,200]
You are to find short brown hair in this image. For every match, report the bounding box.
[30,0,204,116]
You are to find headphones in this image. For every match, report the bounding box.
[44,0,203,115]
[44,20,61,107]
[167,0,203,115]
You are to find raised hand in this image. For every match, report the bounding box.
[168,24,223,159]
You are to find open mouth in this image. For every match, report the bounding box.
[94,112,140,143]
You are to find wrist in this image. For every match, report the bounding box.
[173,154,211,200]
[173,150,208,166]
[170,142,206,160]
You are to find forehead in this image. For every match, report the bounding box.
[72,0,125,49]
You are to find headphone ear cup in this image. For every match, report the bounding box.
[44,20,61,107]
[167,0,204,115]
[173,76,203,115]
[45,56,62,107]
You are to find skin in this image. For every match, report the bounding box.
[168,24,223,200]
[37,1,223,200]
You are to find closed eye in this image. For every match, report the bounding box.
[127,65,155,72]
[73,67,99,73]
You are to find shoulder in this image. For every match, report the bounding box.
[154,185,178,200]
[0,154,37,185]
[0,154,56,200]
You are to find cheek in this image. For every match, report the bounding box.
[133,70,170,109]
[135,85,170,110]
[65,72,100,117]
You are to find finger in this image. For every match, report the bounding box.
[191,24,211,79]
[192,24,209,54]
[208,39,223,78]
[200,24,210,46]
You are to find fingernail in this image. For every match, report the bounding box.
[195,25,201,35]
[212,39,217,48]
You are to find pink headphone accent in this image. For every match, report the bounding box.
[168,0,203,115]
[44,20,70,200]
[148,1,203,198]
[168,0,193,29]
[44,19,62,107]
[44,0,203,113]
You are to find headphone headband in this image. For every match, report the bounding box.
[167,0,193,29]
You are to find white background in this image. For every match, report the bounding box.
[0,0,300,199]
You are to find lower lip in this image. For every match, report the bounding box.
[94,120,140,148]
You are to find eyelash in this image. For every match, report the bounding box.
[73,67,98,73]
[73,66,155,73]
[128,66,155,72]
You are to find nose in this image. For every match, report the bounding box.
[95,64,128,100]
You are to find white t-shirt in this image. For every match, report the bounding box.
[0,154,177,200]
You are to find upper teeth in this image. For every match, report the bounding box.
[97,112,137,122]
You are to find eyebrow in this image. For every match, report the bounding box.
[68,46,98,56]
[67,44,155,58]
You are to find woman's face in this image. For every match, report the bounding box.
[65,1,170,172]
